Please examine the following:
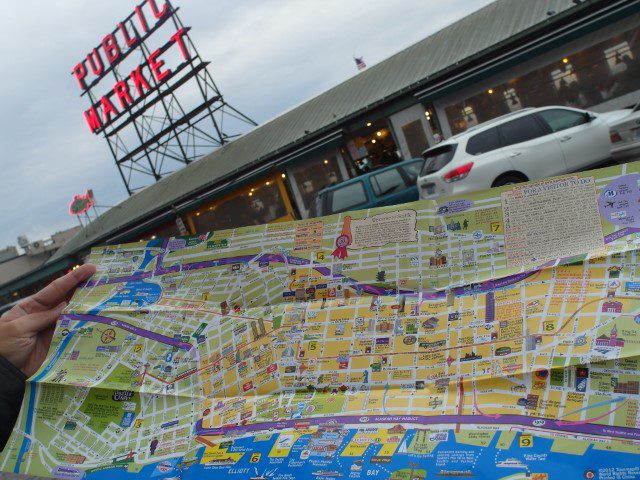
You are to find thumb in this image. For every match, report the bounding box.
[16,302,67,335]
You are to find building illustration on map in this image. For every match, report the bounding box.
[602,300,623,313]
[595,325,625,347]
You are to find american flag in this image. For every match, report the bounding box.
[354,56,366,71]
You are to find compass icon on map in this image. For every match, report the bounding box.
[101,328,116,344]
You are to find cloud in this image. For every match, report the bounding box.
[0,0,492,249]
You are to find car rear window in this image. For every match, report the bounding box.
[421,145,457,175]
[371,168,406,196]
[328,181,367,214]
[400,160,424,183]
[499,114,547,147]
[466,127,501,155]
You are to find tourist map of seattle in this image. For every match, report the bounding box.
[2,164,640,479]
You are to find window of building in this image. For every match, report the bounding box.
[371,168,406,196]
[131,218,185,242]
[538,108,587,132]
[443,25,640,135]
[502,88,522,111]
[499,115,547,147]
[466,128,501,155]
[328,181,367,213]
[190,177,291,233]
[551,63,578,90]
[346,118,400,172]
[462,106,478,127]
[605,41,633,73]
[286,154,347,217]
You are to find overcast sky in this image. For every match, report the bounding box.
[0,0,492,250]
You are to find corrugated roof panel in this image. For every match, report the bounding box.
[50,0,590,261]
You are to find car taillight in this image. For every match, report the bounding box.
[443,162,473,183]
[610,131,622,143]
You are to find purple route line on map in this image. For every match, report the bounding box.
[84,226,638,299]
[195,413,640,441]
[61,313,194,351]
[84,252,548,299]
[604,227,640,243]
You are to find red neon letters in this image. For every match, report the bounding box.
[82,34,190,133]
[73,1,193,133]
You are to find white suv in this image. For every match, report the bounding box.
[417,106,618,199]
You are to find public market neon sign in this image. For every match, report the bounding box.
[72,0,190,133]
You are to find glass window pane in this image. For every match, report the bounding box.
[345,122,399,171]
[442,25,640,135]
[400,160,424,183]
[538,109,587,132]
[287,155,346,216]
[499,115,547,147]
[329,182,367,213]
[466,128,501,155]
[192,181,288,232]
[371,168,406,196]
[421,145,457,175]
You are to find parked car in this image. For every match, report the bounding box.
[417,106,624,200]
[609,101,640,161]
[311,158,424,216]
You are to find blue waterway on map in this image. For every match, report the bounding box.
[137,243,159,273]
[72,427,639,479]
[15,242,163,474]
[99,281,162,310]
[15,322,88,474]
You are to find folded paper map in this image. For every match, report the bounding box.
[2,163,640,479]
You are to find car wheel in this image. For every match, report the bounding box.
[492,173,527,187]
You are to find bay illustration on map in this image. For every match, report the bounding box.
[2,164,640,480]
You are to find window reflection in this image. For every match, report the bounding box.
[345,119,400,172]
[287,155,346,217]
[444,26,640,135]
[190,179,289,233]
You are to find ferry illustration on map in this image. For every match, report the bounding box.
[249,468,277,480]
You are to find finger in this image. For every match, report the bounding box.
[0,303,27,322]
[15,302,66,335]
[27,264,96,310]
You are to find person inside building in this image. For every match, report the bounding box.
[0,264,96,450]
